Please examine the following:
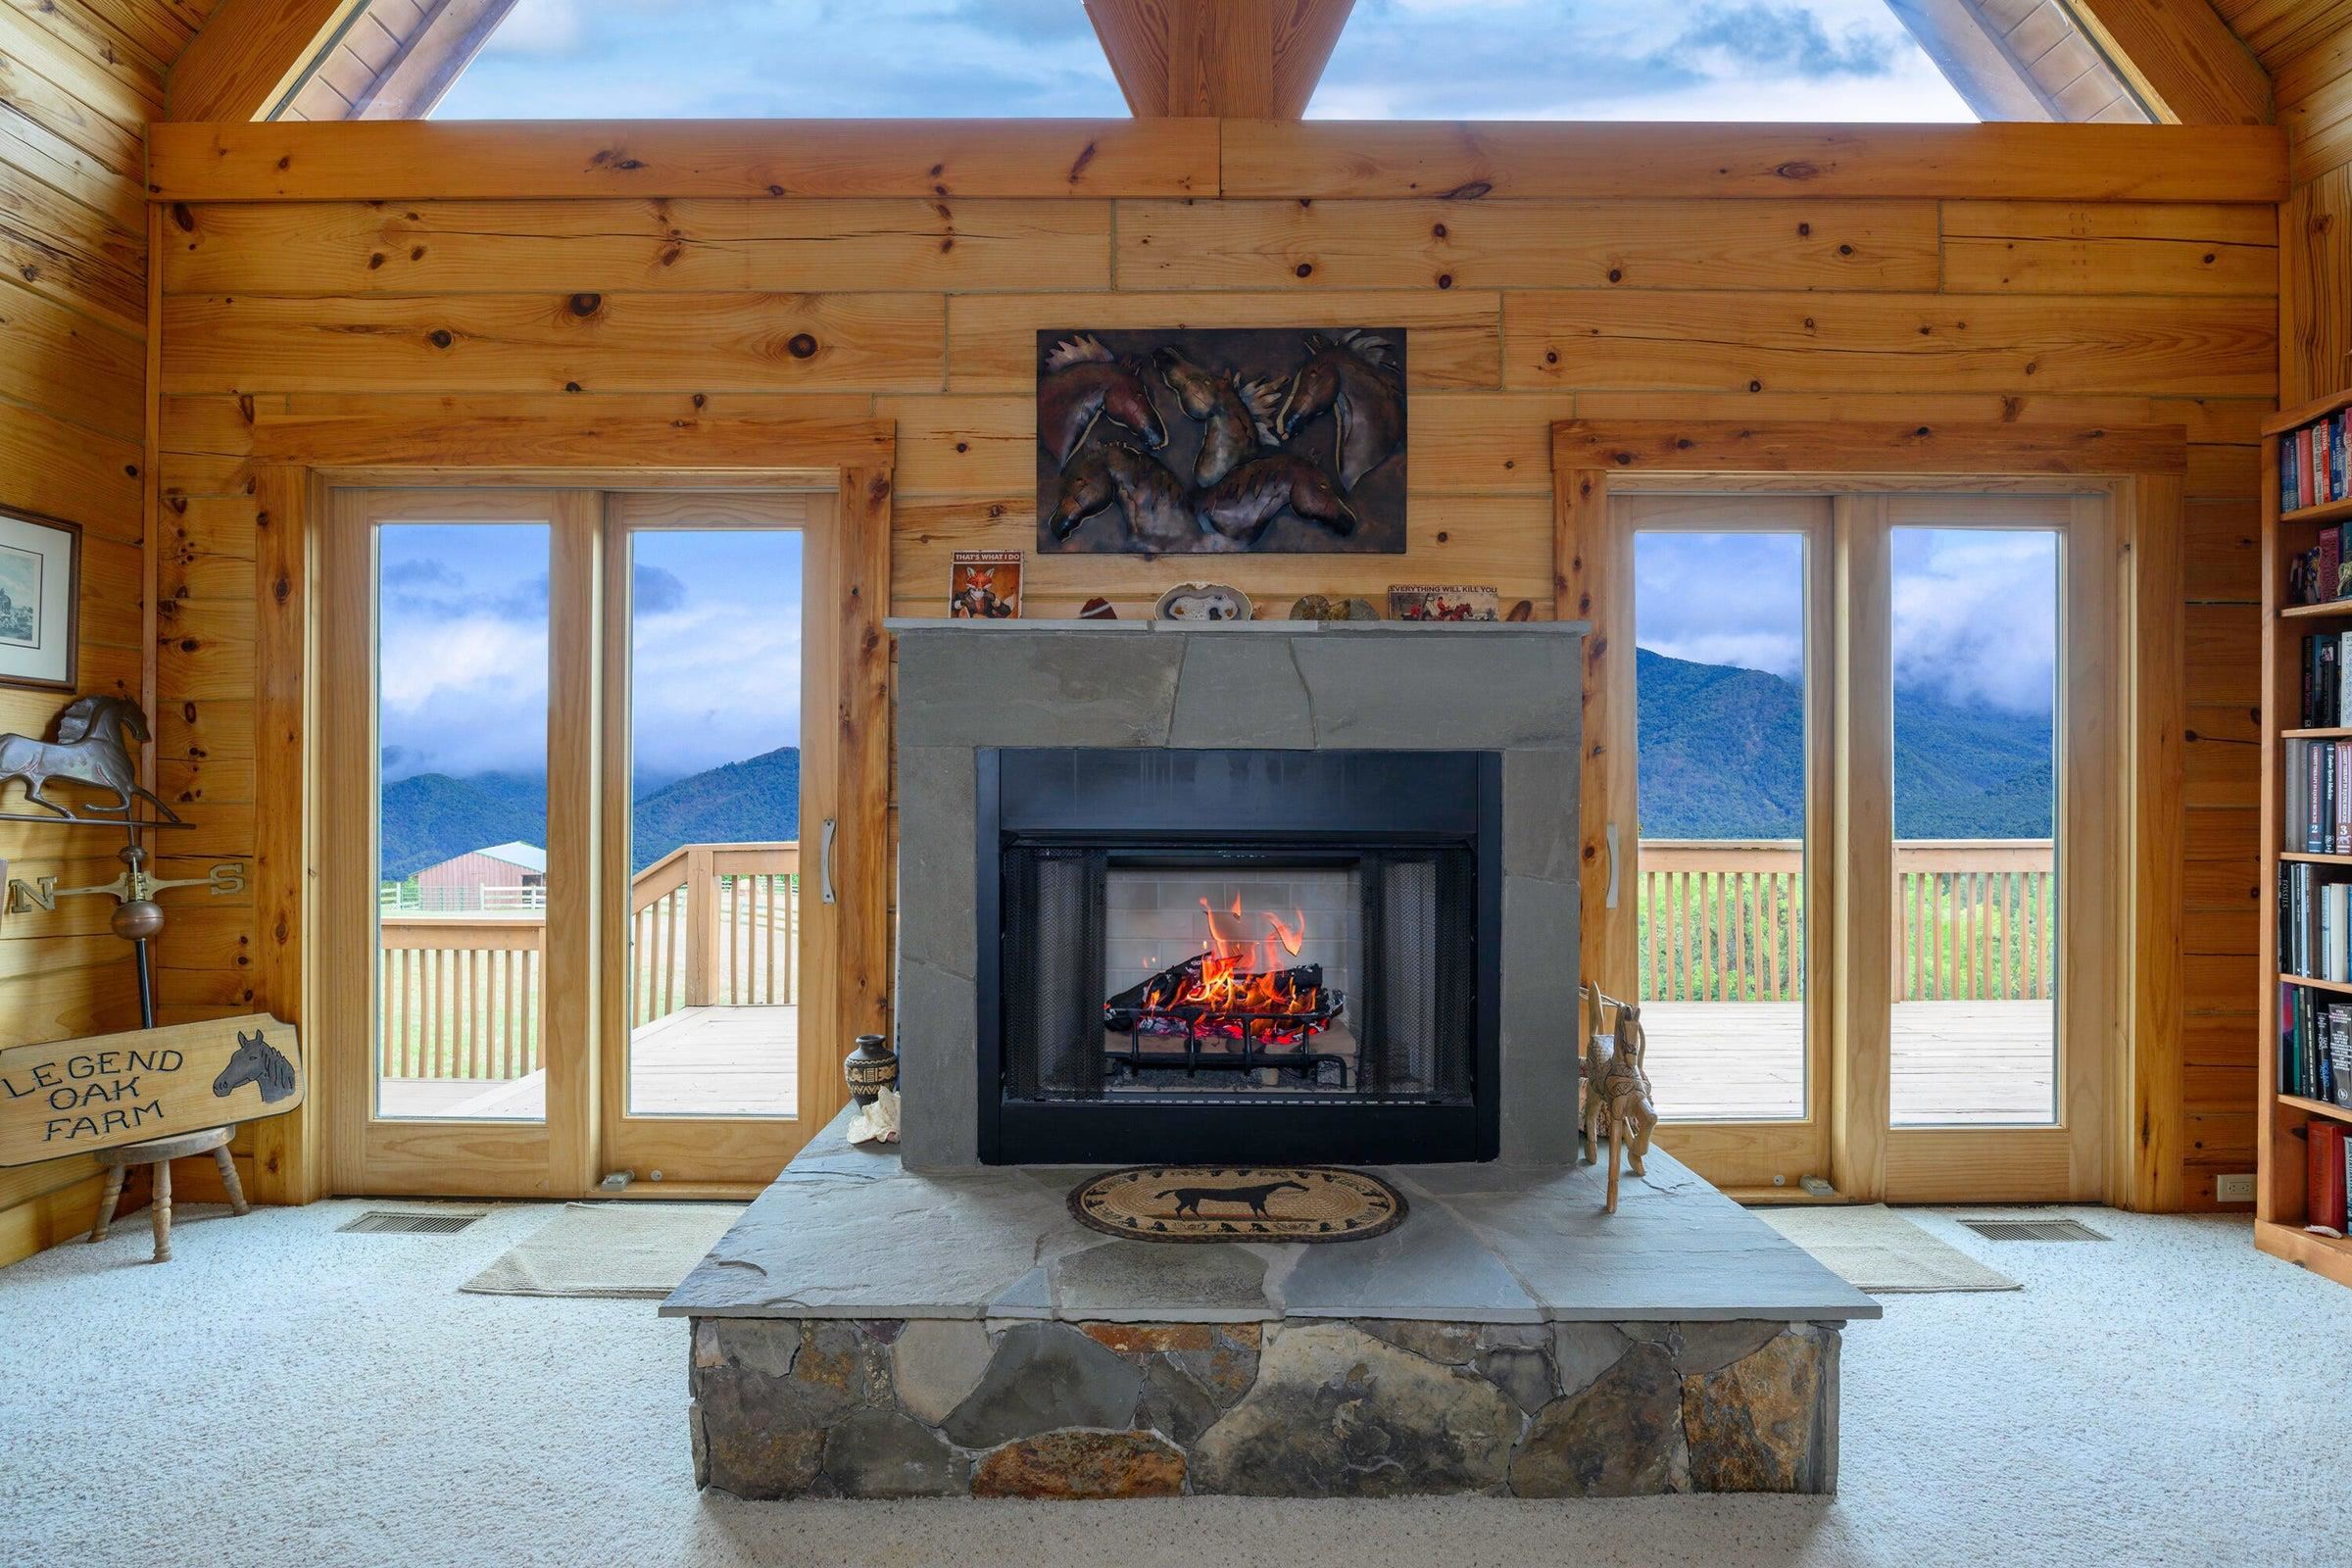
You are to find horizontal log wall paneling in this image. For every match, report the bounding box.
[153,123,2281,1212]
[0,0,211,1266]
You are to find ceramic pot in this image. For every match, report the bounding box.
[844,1033,899,1107]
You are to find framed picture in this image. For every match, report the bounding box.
[950,550,1022,619]
[1036,325,1407,558]
[0,510,78,690]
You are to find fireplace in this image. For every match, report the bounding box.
[978,748,1500,1165]
[890,620,1584,1171]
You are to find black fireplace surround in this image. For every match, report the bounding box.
[976,748,1502,1165]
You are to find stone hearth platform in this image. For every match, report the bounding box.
[664,1113,1879,1500]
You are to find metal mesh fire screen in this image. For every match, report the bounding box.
[1001,846,1476,1109]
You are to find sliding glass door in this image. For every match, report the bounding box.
[1591,489,2121,1202]
[322,486,842,1198]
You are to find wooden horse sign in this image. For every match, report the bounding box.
[0,1014,302,1167]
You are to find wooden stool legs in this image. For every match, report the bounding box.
[86,1128,242,1262]
[87,1164,126,1244]
[151,1156,172,1263]
[213,1145,250,1216]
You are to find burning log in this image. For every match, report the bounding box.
[1103,952,1344,1046]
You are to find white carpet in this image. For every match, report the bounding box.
[3,1199,2347,1568]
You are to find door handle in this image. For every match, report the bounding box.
[1604,823,1620,910]
[820,817,837,906]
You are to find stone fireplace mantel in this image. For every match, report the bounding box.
[886,618,1590,1170]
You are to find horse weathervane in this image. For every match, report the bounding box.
[0,694,243,1028]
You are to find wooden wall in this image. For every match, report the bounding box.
[2275,10,2352,403]
[142,120,2282,1212]
[0,0,216,1266]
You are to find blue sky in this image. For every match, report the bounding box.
[433,1,1974,121]
[377,523,804,783]
[1636,528,2059,714]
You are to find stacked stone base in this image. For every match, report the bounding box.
[689,1314,1838,1499]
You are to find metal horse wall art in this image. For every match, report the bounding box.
[1036,325,1408,556]
[0,695,181,827]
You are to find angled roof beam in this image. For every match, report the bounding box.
[2065,0,2272,124]
[167,0,365,121]
[1086,0,1353,119]
[284,0,523,122]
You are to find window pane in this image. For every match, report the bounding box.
[1888,527,2059,1127]
[624,528,805,1116]
[1309,3,1981,122]
[374,522,550,1122]
[1634,530,1808,1121]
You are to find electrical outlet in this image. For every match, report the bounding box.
[2216,1173,2255,1203]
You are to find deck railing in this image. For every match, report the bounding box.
[376,841,800,1083]
[1638,839,2055,1004]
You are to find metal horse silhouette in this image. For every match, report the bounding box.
[0,696,181,826]
[1273,330,1407,493]
[213,1027,298,1105]
[1038,335,1168,467]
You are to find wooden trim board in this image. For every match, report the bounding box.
[143,120,2286,204]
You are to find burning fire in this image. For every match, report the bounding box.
[1104,894,1334,1044]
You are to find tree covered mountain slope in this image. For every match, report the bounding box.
[379,746,802,878]
[1636,648,2052,839]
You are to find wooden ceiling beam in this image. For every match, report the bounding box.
[167,0,366,121]
[1086,0,1353,119]
[2067,0,2273,124]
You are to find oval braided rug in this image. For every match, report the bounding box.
[1068,1165,1406,1244]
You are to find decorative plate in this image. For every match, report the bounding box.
[1154,582,1252,622]
[1067,1164,1406,1244]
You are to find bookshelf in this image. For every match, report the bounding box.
[2260,382,2352,1290]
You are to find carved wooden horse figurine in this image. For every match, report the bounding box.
[0,696,179,823]
[1580,983,1659,1214]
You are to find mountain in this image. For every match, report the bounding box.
[1636,647,2052,839]
[378,746,801,879]
[378,772,545,880]
[629,747,800,871]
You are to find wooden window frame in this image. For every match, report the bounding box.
[244,410,893,1202]
[1553,418,2187,1209]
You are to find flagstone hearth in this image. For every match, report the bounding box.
[663,1115,1879,1499]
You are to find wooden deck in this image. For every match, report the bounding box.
[377,998,2047,1127]
[1644,1000,2057,1125]
[379,1004,800,1120]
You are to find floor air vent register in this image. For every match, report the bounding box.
[1957,1217,2108,1243]
[337,1211,487,1235]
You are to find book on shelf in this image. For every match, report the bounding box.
[2311,1123,2351,1233]
[2291,634,2352,725]
[2278,976,2349,1104]
[2283,409,2352,517]
[2283,739,2352,852]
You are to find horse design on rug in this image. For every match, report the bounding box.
[0,696,180,823]
[213,1028,298,1104]
[1155,1178,1308,1219]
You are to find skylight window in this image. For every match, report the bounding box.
[1307,1,1977,121]
[432,0,1129,119]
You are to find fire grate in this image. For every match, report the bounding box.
[338,1210,486,1236]
[1957,1217,2107,1243]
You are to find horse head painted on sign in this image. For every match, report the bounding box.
[213,1028,297,1105]
[0,696,178,823]
[1195,454,1358,548]
[1152,346,1281,487]
[1038,334,1168,468]
[1272,329,1406,493]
